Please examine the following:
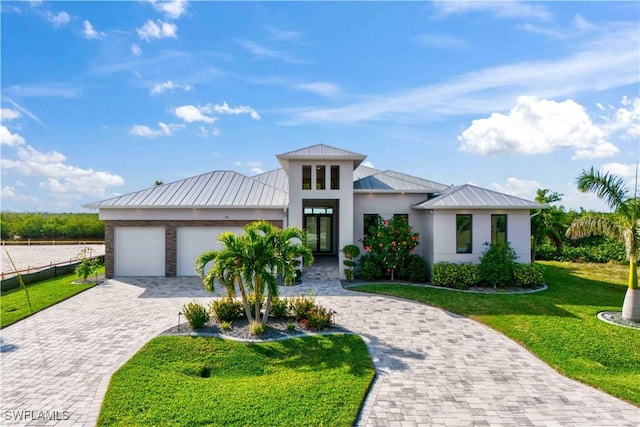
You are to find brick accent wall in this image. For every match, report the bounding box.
[104,219,284,278]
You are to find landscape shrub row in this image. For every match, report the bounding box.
[1,212,104,240]
[184,293,333,330]
[535,241,626,263]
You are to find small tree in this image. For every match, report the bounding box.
[75,247,101,282]
[361,216,419,280]
[478,242,518,288]
[342,244,360,283]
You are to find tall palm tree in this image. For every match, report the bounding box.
[566,167,640,321]
[196,220,314,329]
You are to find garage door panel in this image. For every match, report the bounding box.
[177,227,244,276]
[115,227,165,276]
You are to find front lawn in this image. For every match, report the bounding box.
[351,261,640,406]
[98,334,375,426]
[0,268,102,328]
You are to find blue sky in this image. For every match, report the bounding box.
[1,1,638,212]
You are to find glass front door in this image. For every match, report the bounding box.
[304,214,332,253]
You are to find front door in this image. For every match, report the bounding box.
[304,214,332,253]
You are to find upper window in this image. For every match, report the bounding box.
[363,214,380,246]
[302,165,311,190]
[316,165,326,190]
[491,214,507,245]
[456,214,472,254]
[394,213,409,222]
[330,165,340,190]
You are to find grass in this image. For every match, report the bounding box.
[0,267,103,328]
[350,261,640,407]
[98,334,375,427]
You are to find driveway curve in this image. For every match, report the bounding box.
[1,277,638,426]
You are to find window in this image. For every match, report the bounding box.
[394,213,409,222]
[330,165,340,190]
[363,214,380,246]
[302,165,311,190]
[316,165,326,190]
[491,214,507,244]
[456,214,472,254]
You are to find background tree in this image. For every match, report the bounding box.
[566,167,640,321]
[531,189,566,259]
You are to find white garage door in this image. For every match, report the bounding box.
[176,227,244,276]
[115,227,165,276]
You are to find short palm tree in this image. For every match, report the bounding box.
[196,220,313,330]
[566,167,640,321]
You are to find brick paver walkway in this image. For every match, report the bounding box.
[1,277,638,426]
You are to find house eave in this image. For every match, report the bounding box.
[83,204,288,210]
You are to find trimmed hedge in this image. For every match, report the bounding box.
[431,262,479,290]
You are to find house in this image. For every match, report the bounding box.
[86,144,546,278]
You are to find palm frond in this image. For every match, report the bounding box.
[577,167,629,213]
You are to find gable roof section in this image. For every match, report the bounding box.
[413,184,546,209]
[85,170,288,209]
[276,143,367,171]
[252,168,289,192]
[354,169,450,193]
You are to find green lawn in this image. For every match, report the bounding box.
[98,334,375,426]
[351,261,640,407]
[0,269,102,328]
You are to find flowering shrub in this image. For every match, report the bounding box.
[431,262,479,290]
[209,298,244,322]
[361,215,419,280]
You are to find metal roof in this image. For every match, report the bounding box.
[413,184,547,209]
[252,168,289,191]
[276,143,367,171]
[354,169,450,193]
[353,164,382,180]
[85,170,288,209]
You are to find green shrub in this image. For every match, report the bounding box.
[405,254,429,282]
[358,253,384,281]
[182,301,210,329]
[289,295,316,321]
[75,257,101,282]
[304,305,334,329]
[478,242,518,288]
[269,296,289,318]
[432,262,479,289]
[209,298,243,322]
[246,292,265,312]
[513,263,544,288]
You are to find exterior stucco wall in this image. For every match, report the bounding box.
[353,192,428,257]
[104,218,284,278]
[286,160,355,278]
[427,209,532,264]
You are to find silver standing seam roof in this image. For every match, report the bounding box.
[413,184,547,209]
[354,168,450,193]
[85,170,288,209]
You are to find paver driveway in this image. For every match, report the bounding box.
[1,277,638,426]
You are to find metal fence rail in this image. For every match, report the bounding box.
[1,255,105,293]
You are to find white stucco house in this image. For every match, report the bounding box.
[86,144,546,279]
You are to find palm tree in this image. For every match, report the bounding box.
[196,220,313,330]
[566,167,640,321]
[531,189,565,259]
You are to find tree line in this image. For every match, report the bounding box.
[0,212,104,240]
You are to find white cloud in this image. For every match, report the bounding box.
[250,167,265,174]
[202,102,260,120]
[412,33,466,49]
[82,20,104,39]
[601,162,636,179]
[235,39,307,64]
[150,0,189,20]
[598,96,640,140]
[0,125,26,146]
[1,186,37,202]
[150,80,192,95]
[2,97,45,126]
[174,105,217,123]
[1,108,21,122]
[131,43,142,56]
[136,20,177,41]
[198,126,220,138]
[47,11,70,28]
[286,24,638,125]
[130,122,183,137]
[458,96,618,159]
[7,82,81,98]
[264,26,301,42]
[491,177,541,200]
[1,138,124,197]
[433,1,550,20]
[361,160,375,168]
[295,82,339,98]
